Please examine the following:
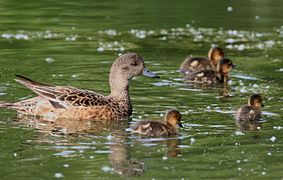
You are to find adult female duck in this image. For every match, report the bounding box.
[0,53,159,120]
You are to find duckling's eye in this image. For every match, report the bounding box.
[131,61,138,66]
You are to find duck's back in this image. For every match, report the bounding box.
[130,121,177,136]
[235,105,262,122]
[180,57,214,74]
[184,69,220,84]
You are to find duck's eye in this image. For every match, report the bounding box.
[131,61,138,66]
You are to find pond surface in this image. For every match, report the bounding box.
[0,0,283,179]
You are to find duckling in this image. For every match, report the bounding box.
[130,109,183,136]
[184,58,235,84]
[235,94,264,123]
[180,47,225,74]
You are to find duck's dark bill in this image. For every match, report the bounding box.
[178,123,183,128]
[143,68,160,78]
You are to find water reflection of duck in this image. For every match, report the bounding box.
[130,109,183,136]
[109,129,144,177]
[17,116,145,177]
[235,94,264,123]
[0,53,159,120]
[184,58,235,85]
[166,139,181,157]
[180,47,225,74]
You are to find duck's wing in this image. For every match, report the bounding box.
[15,75,108,108]
[180,57,213,74]
[130,121,170,136]
[184,69,218,84]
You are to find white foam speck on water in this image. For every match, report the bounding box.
[227,6,233,12]
[63,164,69,168]
[53,150,75,156]
[65,35,78,41]
[97,47,104,52]
[2,33,29,40]
[262,172,266,175]
[101,165,112,172]
[235,131,245,136]
[106,134,112,140]
[95,150,113,154]
[267,152,272,156]
[162,156,168,160]
[273,126,283,130]
[270,136,276,142]
[45,57,55,63]
[54,173,64,178]
[276,68,283,72]
[98,29,118,36]
[190,137,196,145]
[255,15,260,20]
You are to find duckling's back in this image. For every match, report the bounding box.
[235,105,262,122]
[180,57,214,74]
[130,121,177,136]
[184,69,220,84]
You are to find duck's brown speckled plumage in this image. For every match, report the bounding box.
[0,53,159,120]
[130,109,183,137]
[180,47,225,74]
[235,94,264,123]
[184,58,235,85]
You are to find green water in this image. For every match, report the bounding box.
[0,0,283,179]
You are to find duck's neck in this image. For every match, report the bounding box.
[109,74,131,103]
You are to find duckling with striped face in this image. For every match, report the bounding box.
[184,58,235,85]
[235,94,264,123]
[130,109,183,137]
[180,47,225,74]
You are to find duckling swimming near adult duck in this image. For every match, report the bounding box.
[130,109,183,136]
[235,94,264,123]
[184,58,235,85]
[0,53,159,120]
[180,47,225,74]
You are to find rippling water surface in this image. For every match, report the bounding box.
[0,0,282,179]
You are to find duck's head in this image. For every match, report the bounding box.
[217,58,235,75]
[208,47,225,65]
[164,109,183,128]
[248,94,264,108]
[110,52,159,81]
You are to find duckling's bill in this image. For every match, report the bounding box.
[143,68,160,78]
[178,122,183,128]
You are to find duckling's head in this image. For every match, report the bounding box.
[110,52,159,81]
[217,58,235,75]
[208,47,225,64]
[164,109,183,128]
[248,94,264,108]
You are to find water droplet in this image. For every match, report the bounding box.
[227,6,233,12]
[54,173,64,178]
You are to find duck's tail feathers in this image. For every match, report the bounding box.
[14,75,52,88]
[0,101,16,109]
